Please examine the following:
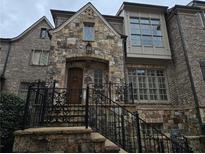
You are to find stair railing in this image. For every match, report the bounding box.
[86,85,193,153]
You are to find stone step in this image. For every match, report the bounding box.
[104,139,121,153]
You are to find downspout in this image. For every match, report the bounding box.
[121,35,127,84]
[0,40,11,91]
[175,12,203,134]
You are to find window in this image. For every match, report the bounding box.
[31,50,49,65]
[18,82,30,100]
[94,69,103,88]
[200,11,205,28]
[40,28,48,39]
[200,61,205,80]
[130,17,163,47]
[128,68,168,102]
[83,22,94,41]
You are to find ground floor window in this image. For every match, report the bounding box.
[128,68,168,102]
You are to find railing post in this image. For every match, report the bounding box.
[52,80,56,104]
[130,82,134,104]
[134,112,142,153]
[22,85,32,129]
[109,81,112,103]
[40,87,48,125]
[85,85,89,129]
[121,114,126,149]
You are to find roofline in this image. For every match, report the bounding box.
[169,4,201,14]
[188,0,205,6]
[50,9,124,22]
[0,16,54,42]
[116,2,168,16]
[52,2,122,37]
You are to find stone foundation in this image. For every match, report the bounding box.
[13,127,121,153]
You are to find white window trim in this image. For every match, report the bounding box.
[30,49,49,66]
[127,68,170,104]
[129,17,164,48]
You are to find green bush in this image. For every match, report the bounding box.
[0,92,25,152]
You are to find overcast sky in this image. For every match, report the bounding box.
[0,0,203,38]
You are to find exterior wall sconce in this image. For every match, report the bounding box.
[86,43,92,54]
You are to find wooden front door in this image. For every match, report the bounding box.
[67,68,83,104]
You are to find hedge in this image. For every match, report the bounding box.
[0,92,25,152]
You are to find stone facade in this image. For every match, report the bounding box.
[48,6,124,88]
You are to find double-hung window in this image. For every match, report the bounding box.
[128,68,168,102]
[130,17,163,47]
[83,22,95,41]
[31,50,49,66]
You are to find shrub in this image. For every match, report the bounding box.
[0,92,25,152]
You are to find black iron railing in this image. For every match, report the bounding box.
[23,81,87,128]
[23,81,192,153]
[86,86,193,153]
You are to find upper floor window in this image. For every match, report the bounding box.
[200,61,205,80]
[31,50,49,66]
[200,11,205,28]
[83,22,94,41]
[130,17,163,47]
[128,68,168,102]
[40,28,48,39]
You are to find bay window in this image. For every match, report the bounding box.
[130,17,163,47]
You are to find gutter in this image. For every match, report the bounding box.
[0,40,11,91]
[175,12,203,134]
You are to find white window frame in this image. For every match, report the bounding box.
[129,17,163,48]
[127,68,169,103]
[30,49,49,66]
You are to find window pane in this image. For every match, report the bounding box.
[131,35,141,46]
[130,18,139,24]
[40,28,48,38]
[140,24,152,35]
[152,25,162,36]
[31,50,41,65]
[140,18,150,24]
[142,36,153,46]
[94,69,103,88]
[40,51,49,65]
[130,23,140,34]
[83,25,94,41]
[151,19,160,25]
[200,66,205,80]
[153,36,163,47]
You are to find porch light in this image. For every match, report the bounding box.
[86,43,92,54]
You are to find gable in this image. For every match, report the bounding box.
[52,3,121,37]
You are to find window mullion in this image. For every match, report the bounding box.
[156,72,160,101]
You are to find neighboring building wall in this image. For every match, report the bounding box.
[0,40,10,75]
[167,8,205,134]
[2,20,51,94]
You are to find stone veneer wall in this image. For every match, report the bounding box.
[1,20,51,94]
[48,7,124,87]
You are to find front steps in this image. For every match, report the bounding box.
[13,127,126,153]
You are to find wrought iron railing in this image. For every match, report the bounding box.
[23,81,87,128]
[23,81,192,153]
[86,86,193,153]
